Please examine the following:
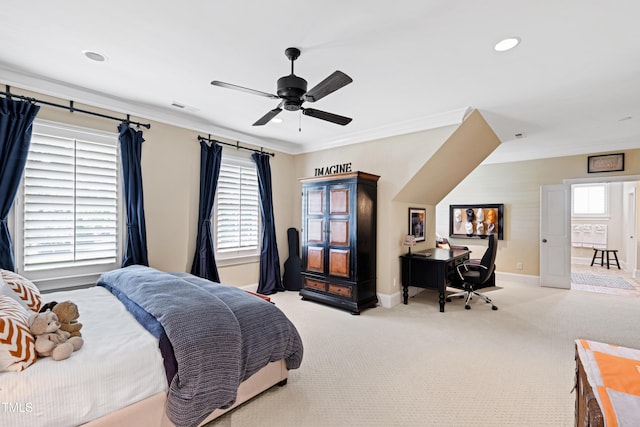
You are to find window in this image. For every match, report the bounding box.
[572,183,608,217]
[214,156,260,263]
[12,120,122,287]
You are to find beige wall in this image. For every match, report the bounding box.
[435,152,640,276]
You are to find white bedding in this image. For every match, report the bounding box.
[0,286,167,427]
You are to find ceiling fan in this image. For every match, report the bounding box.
[211,47,353,126]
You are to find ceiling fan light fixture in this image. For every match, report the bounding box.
[271,118,283,123]
[494,37,521,52]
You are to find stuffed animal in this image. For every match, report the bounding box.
[28,311,83,361]
[52,301,83,337]
[39,300,58,313]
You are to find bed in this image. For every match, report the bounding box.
[0,266,303,427]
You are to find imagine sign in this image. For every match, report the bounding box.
[314,163,352,176]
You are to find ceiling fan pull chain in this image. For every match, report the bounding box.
[299,110,302,132]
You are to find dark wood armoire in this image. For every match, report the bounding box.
[299,171,379,314]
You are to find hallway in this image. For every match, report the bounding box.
[571,262,640,297]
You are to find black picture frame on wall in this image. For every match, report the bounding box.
[588,153,624,173]
[449,203,504,240]
[408,207,426,242]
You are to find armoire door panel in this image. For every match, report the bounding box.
[329,188,349,215]
[307,189,325,215]
[329,248,350,277]
[307,218,324,243]
[306,246,324,272]
[329,219,349,246]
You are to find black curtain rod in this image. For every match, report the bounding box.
[198,134,275,157]
[1,85,151,129]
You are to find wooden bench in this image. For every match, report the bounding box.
[590,248,620,269]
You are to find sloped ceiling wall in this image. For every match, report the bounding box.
[393,109,501,205]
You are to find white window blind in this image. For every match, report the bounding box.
[215,158,260,259]
[20,122,120,274]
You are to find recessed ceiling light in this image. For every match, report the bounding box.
[494,37,521,52]
[82,50,107,62]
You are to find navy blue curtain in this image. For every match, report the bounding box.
[118,123,149,267]
[190,140,222,282]
[252,152,284,294]
[0,98,40,271]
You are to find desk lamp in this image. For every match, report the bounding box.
[402,235,417,255]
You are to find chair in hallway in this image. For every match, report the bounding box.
[446,233,498,310]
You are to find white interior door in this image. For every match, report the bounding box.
[625,186,637,277]
[540,184,571,288]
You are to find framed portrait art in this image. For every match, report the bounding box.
[449,203,504,240]
[408,208,426,242]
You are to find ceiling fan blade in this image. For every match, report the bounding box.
[304,71,353,102]
[302,108,352,126]
[253,107,283,126]
[211,80,279,100]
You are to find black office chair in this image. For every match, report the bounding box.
[446,233,498,310]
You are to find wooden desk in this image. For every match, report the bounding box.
[400,248,469,312]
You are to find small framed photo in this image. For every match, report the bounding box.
[588,153,624,173]
[408,208,426,242]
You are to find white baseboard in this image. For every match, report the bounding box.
[240,283,259,292]
[378,287,430,309]
[495,271,540,286]
[572,256,594,265]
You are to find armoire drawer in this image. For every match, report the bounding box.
[327,283,352,298]
[304,278,326,291]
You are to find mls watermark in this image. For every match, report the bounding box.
[2,401,33,413]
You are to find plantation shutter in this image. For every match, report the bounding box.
[23,131,119,271]
[215,160,259,255]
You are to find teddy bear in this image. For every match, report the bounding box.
[28,311,84,361]
[39,300,83,337]
[52,301,83,337]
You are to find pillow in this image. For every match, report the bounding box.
[0,269,42,313]
[0,296,36,372]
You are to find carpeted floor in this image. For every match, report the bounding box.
[206,280,640,427]
[571,272,635,289]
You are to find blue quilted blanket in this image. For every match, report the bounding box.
[97,265,303,427]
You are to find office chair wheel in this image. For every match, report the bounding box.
[465,305,471,310]
[492,306,498,311]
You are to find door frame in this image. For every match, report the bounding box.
[560,175,640,279]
